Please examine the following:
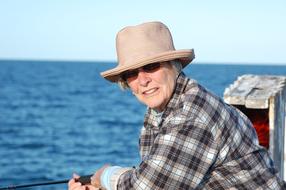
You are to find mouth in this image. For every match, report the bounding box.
[142,87,159,96]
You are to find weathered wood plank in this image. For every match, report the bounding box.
[224,74,286,108]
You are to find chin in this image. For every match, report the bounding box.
[147,102,162,110]
[141,96,164,109]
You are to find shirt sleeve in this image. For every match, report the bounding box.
[99,166,132,190]
[100,166,121,190]
[116,120,219,189]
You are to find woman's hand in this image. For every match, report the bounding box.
[68,173,99,190]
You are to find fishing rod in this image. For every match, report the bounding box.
[0,174,92,190]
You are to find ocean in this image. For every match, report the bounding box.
[0,60,285,189]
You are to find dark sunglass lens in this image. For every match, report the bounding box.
[143,63,160,72]
[122,70,138,80]
[122,63,161,80]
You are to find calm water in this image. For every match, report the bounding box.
[0,60,285,189]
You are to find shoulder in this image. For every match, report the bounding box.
[162,78,219,133]
[167,77,251,135]
[175,78,226,123]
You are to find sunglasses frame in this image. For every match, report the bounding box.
[121,62,164,81]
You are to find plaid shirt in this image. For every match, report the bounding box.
[117,73,285,189]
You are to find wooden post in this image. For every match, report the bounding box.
[224,74,286,180]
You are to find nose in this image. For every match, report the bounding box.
[137,70,151,86]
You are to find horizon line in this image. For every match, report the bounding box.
[0,58,285,66]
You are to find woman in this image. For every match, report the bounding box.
[69,21,285,189]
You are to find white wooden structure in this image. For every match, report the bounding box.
[224,74,286,180]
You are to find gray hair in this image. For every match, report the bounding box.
[171,60,183,75]
[118,77,129,90]
[118,60,182,90]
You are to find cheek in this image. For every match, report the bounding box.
[162,73,176,91]
[128,81,139,93]
[162,79,175,99]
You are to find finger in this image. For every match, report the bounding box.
[68,184,82,190]
[73,173,80,179]
[68,178,78,187]
[68,177,83,190]
[69,182,82,190]
[68,175,80,187]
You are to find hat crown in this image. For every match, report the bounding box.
[116,22,175,67]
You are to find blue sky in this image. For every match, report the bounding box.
[0,0,285,64]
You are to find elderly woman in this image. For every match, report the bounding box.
[68,22,285,190]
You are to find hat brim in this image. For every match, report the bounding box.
[101,49,195,82]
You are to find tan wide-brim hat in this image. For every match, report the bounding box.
[101,21,195,82]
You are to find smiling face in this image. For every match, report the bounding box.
[124,62,178,112]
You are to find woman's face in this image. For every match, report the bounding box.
[124,62,177,112]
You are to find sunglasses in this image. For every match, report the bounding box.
[121,62,163,81]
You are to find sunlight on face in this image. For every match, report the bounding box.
[126,62,177,112]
